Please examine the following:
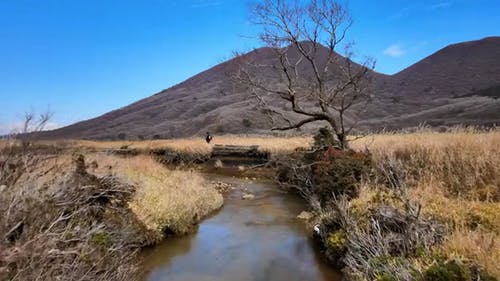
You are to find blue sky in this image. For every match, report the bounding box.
[0,0,499,133]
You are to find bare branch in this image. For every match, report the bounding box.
[272,115,325,131]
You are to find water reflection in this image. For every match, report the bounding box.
[141,176,341,281]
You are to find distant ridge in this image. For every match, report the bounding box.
[39,37,500,140]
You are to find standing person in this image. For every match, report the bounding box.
[205,132,213,144]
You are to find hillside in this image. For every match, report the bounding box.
[359,36,500,129]
[40,37,500,140]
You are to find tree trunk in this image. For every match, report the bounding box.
[337,133,349,150]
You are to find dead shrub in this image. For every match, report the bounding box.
[344,129,500,280]
[316,194,446,279]
[0,154,156,281]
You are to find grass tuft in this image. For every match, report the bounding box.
[87,155,223,235]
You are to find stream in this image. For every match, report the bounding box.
[140,173,341,281]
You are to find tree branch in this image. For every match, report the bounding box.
[271,115,325,131]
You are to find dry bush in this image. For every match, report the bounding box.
[0,154,155,281]
[0,144,68,191]
[414,187,500,277]
[347,128,500,279]
[317,176,497,281]
[1,148,223,280]
[316,189,446,281]
[86,154,223,235]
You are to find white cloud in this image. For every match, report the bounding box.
[383,44,406,57]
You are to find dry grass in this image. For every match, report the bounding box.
[441,230,500,278]
[86,154,223,235]
[350,128,500,278]
[74,135,312,154]
[352,129,500,201]
[0,152,146,280]
[1,146,223,280]
[3,129,499,278]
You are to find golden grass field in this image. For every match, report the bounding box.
[72,135,313,154]
[350,129,500,277]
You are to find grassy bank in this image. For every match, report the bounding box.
[368,130,498,277]
[69,135,312,154]
[0,145,223,280]
[88,154,223,235]
[310,129,500,280]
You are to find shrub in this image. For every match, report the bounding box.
[215,125,225,133]
[0,154,152,281]
[311,148,372,202]
[242,118,252,128]
[424,260,471,281]
[374,273,398,281]
[313,127,340,148]
[324,230,348,268]
[91,231,112,248]
[478,270,498,281]
[308,130,500,281]
[276,128,372,207]
[314,188,446,281]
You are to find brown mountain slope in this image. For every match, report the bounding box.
[358,36,500,130]
[393,36,500,100]
[40,45,390,140]
[40,37,500,140]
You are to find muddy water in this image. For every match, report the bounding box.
[141,175,341,281]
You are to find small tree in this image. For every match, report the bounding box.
[17,108,53,147]
[237,0,375,149]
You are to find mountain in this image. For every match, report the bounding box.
[359,36,500,129]
[40,37,500,140]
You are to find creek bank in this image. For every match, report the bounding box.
[0,153,154,280]
[275,137,500,281]
[0,149,225,281]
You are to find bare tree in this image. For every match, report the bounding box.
[18,108,53,147]
[236,0,375,149]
